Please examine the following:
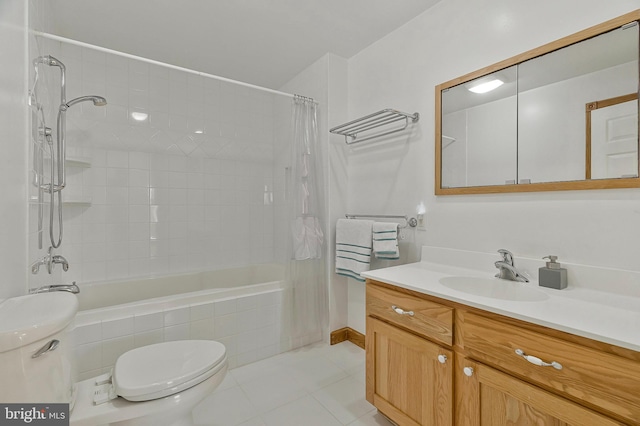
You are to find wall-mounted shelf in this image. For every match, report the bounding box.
[66,156,92,168]
[330,109,419,145]
[29,195,92,206]
[43,156,92,168]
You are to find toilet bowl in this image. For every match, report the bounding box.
[0,293,227,426]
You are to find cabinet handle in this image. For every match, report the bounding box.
[463,366,474,377]
[32,339,60,359]
[391,305,414,316]
[437,354,447,364]
[515,349,563,370]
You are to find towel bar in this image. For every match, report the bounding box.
[345,214,417,229]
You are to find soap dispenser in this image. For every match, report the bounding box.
[538,255,568,290]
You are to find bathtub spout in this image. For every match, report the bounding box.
[29,282,80,294]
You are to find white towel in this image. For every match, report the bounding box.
[373,222,399,260]
[292,217,324,260]
[335,219,373,282]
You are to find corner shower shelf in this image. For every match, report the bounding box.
[29,195,92,205]
[65,156,92,168]
[42,156,92,168]
[330,109,420,145]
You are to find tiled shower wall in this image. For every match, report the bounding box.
[29,38,289,287]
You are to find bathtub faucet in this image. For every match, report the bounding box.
[31,246,69,274]
[29,282,80,294]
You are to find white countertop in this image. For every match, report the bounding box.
[362,261,640,352]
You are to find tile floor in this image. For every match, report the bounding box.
[192,341,394,426]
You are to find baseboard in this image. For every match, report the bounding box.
[330,327,365,349]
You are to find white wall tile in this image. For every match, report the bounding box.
[164,307,190,326]
[102,335,134,366]
[215,313,238,338]
[215,299,237,317]
[134,329,164,348]
[102,316,134,339]
[74,322,102,345]
[75,342,102,373]
[190,302,214,321]
[164,323,190,341]
[107,150,129,168]
[134,312,164,333]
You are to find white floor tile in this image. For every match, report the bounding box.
[230,353,288,385]
[192,386,258,426]
[312,376,375,425]
[347,409,395,426]
[322,342,366,372]
[237,418,267,426]
[193,341,370,425]
[261,395,342,426]
[239,370,308,413]
[284,354,349,392]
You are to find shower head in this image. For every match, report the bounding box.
[61,95,107,110]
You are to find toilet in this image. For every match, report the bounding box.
[0,292,227,426]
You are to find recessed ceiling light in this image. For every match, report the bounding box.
[194,130,204,134]
[466,78,504,94]
[131,112,148,121]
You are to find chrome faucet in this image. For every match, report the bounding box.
[494,249,529,282]
[29,282,80,294]
[31,246,69,274]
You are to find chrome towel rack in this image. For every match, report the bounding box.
[330,109,419,145]
[345,214,417,229]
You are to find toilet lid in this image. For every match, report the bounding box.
[113,340,226,402]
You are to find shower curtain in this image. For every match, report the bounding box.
[286,95,328,341]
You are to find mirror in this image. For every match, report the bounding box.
[436,10,640,195]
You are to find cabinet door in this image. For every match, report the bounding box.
[456,358,624,426]
[366,316,453,426]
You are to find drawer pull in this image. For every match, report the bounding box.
[437,354,447,364]
[391,305,414,316]
[463,367,474,377]
[515,348,563,370]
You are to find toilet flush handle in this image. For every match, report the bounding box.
[32,339,60,359]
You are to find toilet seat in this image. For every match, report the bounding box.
[113,340,226,402]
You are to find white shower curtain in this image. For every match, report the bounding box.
[286,95,327,341]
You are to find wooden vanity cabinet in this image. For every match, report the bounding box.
[455,356,624,426]
[366,282,454,425]
[365,280,640,426]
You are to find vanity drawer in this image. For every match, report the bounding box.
[366,282,453,346]
[461,312,640,424]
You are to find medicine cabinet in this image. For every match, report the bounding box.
[435,10,640,195]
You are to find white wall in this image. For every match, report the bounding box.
[346,0,640,333]
[0,0,28,298]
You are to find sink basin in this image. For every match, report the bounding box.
[439,276,549,302]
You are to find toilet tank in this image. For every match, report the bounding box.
[0,292,78,403]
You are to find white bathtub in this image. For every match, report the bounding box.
[72,264,290,380]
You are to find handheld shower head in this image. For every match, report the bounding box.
[62,95,107,110]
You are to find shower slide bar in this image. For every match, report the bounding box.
[345,214,418,229]
[330,109,419,145]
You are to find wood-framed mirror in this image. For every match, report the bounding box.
[435,10,640,195]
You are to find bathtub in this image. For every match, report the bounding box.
[72,264,291,380]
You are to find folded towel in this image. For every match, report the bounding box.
[373,222,399,260]
[292,216,324,260]
[335,219,373,282]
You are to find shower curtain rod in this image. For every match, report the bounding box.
[34,31,317,104]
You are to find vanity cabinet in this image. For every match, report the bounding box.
[365,280,640,426]
[366,283,454,425]
[456,357,622,425]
